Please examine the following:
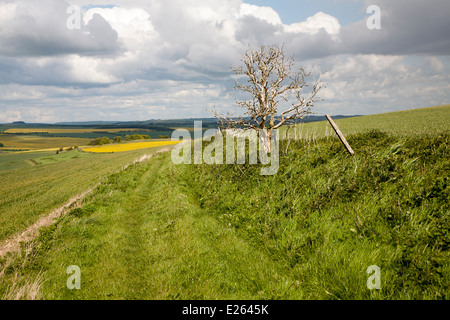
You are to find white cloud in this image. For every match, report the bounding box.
[0,84,46,101]
[0,0,120,57]
[67,55,120,84]
[0,0,449,122]
[83,7,157,50]
[239,3,282,25]
[284,12,341,36]
[0,79,231,122]
[0,110,24,123]
[426,57,445,73]
[316,54,450,115]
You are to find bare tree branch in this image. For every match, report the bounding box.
[209,44,324,151]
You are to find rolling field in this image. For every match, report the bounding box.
[0,151,56,171]
[0,134,89,150]
[0,105,448,300]
[0,146,172,242]
[1,124,182,141]
[282,104,450,140]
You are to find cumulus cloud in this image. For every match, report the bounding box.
[0,0,449,122]
[340,0,450,56]
[315,54,450,115]
[284,12,341,36]
[239,3,282,25]
[0,0,120,57]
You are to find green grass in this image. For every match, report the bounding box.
[2,130,448,300]
[184,130,449,299]
[282,104,450,140]
[0,151,55,171]
[0,105,448,300]
[33,149,94,165]
[0,149,94,171]
[0,152,301,299]
[0,146,170,241]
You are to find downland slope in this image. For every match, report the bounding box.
[0,105,448,299]
[282,104,450,139]
[187,129,448,299]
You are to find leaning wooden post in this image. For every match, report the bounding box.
[325,114,355,156]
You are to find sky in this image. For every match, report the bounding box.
[0,0,449,123]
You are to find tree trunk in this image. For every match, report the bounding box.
[259,129,271,153]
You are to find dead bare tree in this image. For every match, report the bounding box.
[210,44,323,152]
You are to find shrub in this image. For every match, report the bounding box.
[125,134,150,141]
[113,136,122,143]
[90,137,111,146]
[99,137,110,145]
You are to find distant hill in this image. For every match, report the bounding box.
[54,115,360,127]
[55,121,120,126]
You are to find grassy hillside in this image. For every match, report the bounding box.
[1,152,300,299]
[2,129,447,300]
[0,105,448,300]
[185,130,449,299]
[283,104,450,140]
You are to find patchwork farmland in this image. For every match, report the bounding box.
[0,105,448,300]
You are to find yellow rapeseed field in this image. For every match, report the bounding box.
[83,140,180,153]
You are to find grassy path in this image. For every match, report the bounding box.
[0,146,171,241]
[1,151,301,299]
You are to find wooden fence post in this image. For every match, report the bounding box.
[325,114,355,156]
